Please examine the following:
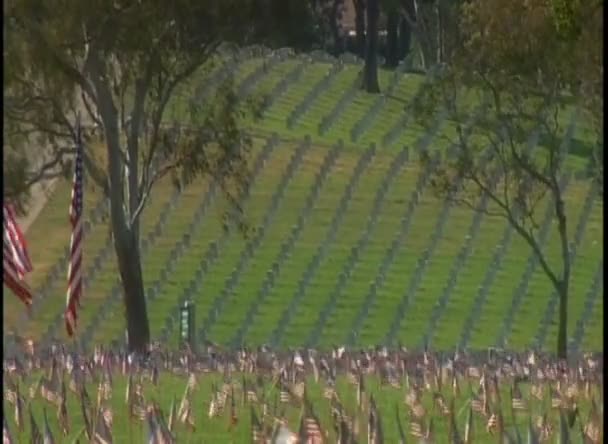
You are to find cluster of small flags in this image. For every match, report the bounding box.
[2,344,604,443]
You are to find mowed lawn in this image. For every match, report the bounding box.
[3,51,602,353]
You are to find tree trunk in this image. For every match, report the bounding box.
[386,8,399,68]
[555,194,570,360]
[353,0,366,58]
[362,0,380,93]
[557,280,568,360]
[92,63,151,353]
[398,16,412,60]
[435,0,444,64]
[330,0,345,55]
[113,226,150,353]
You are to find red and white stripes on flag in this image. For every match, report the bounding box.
[3,203,33,307]
[65,122,84,336]
[4,204,33,278]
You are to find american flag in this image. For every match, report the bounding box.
[3,204,33,278]
[471,394,484,416]
[322,385,335,400]
[3,203,33,306]
[409,418,424,438]
[29,405,42,443]
[65,119,84,336]
[300,403,324,444]
[367,395,383,444]
[486,413,498,434]
[58,379,70,436]
[279,383,291,404]
[510,382,527,410]
[3,417,14,444]
[302,416,323,444]
[551,386,563,409]
[42,408,56,444]
[94,406,113,444]
[230,386,238,427]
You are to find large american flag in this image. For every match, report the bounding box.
[3,203,33,306]
[65,121,84,336]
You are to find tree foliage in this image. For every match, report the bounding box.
[414,0,603,358]
[3,0,286,351]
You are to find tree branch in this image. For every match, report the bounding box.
[129,161,178,226]
[13,17,97,101]
[466,170,561,288]
[139,42,220,199]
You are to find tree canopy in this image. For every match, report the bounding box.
[3,0,309,351]
[413,0,603,359]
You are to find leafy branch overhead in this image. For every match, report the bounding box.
[4,0,290,351]
[5,0,267,227]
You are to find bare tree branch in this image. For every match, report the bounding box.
[129,161,179,226]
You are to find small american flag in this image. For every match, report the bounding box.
[452,373,460,396]
[13,388,24,432]
[584,399,602,443]
[300,400,324,444]
[303,417,323,444]
[43,408,56,444]
[433,393,450,416]
[322,386,335,400]
[530,382,544,401]
[4,379,17,405]
[40,379,59,406]
[279,384,291,404]
[65,118,84,336]
[486,413,498,434]
[471,394,484,416]
[229,386,238,427]
[511,382,527,410]
[410,402,426,419]
[409,418,424,438]
[536,414,553,441]
[58,379,70,435]
[345,371,358,385]
[29,406,42,443]
[94,407,113,444]
[551,387,563,409]
[291,381,305,400]
[251,407,264,443]
[246,386,259,403]
[3,417,14,444]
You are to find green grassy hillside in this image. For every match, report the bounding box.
[4,49,602,353]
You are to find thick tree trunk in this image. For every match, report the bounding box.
[91,61,151,353]
[330,0,345,55]
[353,0,366,58]
[398,17,412,60]
[113,225,150,353]
[386,9,399,67]
[362,0,380,93]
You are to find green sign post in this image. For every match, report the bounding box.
[179,300,195,349]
